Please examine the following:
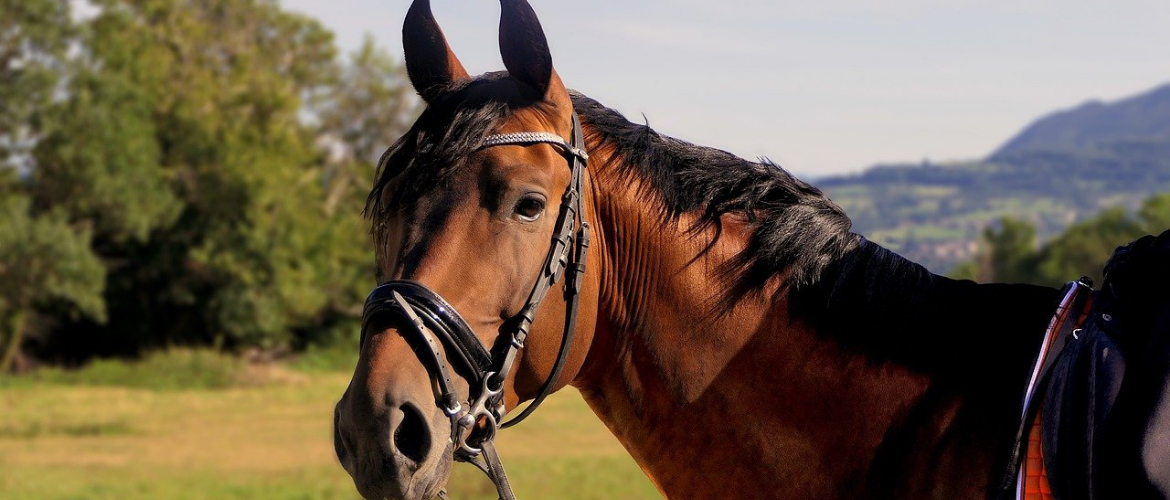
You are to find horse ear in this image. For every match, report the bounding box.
[498,0,566,102]
[403,0,470,101]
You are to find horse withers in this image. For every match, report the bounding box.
[332,1,1170,499]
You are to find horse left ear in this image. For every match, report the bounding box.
[403,0,470,101]
[498,0,567,104]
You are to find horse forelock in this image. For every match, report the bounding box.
[365,73,567,276]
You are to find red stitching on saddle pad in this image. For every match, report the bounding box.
[1022,411,1053,500]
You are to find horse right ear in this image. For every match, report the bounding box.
[403,0,470,101]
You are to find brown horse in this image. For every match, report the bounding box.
[332,1,1170,499]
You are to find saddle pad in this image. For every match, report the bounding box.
[1022,412,1054,500]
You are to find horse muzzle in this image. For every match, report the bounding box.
[333,322,459,500]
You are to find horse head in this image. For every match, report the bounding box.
[333,2,600,499]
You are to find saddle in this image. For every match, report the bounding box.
[1004,235,1170,500]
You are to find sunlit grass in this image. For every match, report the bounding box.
[0,357,659,500]
[0,349,249,390]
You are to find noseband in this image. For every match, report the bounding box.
[359,113,590,500]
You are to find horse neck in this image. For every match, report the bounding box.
[572,146,1062,499]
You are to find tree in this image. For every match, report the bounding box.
[1138,193,1170,233]
[32,69,181,241]
[25,0,415,358]
[0,0,71,167]
[0,192,105,372]
[1033,207,1146,286]
[953,194,1170,287]
[300,36,420,345]
[313,35,420,216]
[978,217,1039,283]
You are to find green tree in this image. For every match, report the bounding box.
[1138,193,1170,233]
[0,193,105,372]
[33,69,181,241]
[1033,207,1146,286]
[26,0,413,356]
[0,0,71,166]
[295,37,420,345]
[953,194,1170,286]
[314,36,419,216]
[980,217,1039,283]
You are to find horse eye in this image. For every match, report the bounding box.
[514,197,545,221]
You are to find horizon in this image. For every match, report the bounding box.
[281,0,1170,177]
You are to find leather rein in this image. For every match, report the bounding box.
[359,113,590,500]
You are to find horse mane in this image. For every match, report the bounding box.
[366,76,866,301]
[568,91,860,301]
[570,93,992,375]
[568,92,1027,375]
[363,77,1050,377]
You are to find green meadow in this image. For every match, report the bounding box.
[0,352,659,500]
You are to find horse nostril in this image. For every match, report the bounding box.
[393,402,431,464]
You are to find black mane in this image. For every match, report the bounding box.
[569,91,859,299]
[369,79,862,298]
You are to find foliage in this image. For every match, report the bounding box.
[1138,193,1170,230]
[0,0,71,165]
[313,35,418,217]
[2,0,419,363]
[0,193,105,372]
[32,68,181,241]
[951,194,1170,286]
[981,217,1039,284]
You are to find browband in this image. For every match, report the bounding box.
[479,132,589,161]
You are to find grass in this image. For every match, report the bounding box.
[287,341,363,374]
[0,349,250,390]
[0,354,659,500]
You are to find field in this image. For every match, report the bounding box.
[0,357,659,500]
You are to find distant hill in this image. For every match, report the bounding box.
[994,83,1170,158]
[819,82,1170,272]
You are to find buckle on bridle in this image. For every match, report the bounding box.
[444,401,463,417]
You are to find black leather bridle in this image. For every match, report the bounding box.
[359,113,590,500]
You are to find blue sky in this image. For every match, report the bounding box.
[282,0,1170,177]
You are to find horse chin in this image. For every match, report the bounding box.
[351,442,454,500]
[405,443,453,500]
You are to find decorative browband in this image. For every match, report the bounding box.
[479,132,589,160]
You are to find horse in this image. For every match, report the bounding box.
[332,1,1170,499]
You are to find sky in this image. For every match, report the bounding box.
[281,0,1170,177]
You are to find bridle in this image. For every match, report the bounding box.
[359,113,590,500]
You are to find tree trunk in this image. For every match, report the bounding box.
[0,309,27,374]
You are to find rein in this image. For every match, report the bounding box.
[359,113,590,500]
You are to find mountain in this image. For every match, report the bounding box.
[993,83,1170,158]
[818,82,1170,273]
